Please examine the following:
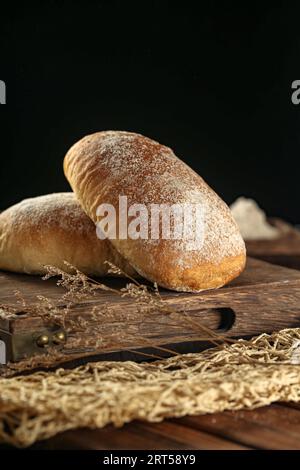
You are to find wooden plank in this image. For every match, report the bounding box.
[178,405,300,449]
[246,219,300,270]
[1,257,300,304]
[131,421,250,450]
[1,257,300,371]
[2,405,300,449]
[30,421,250,450]
[30,425,203,450]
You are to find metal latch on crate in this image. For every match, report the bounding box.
[0,325,67,364]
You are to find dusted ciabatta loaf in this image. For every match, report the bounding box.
[0,193,136,276]
[64,131,246,292]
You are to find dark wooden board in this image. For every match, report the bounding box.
[246,218,300,270]
[1,257,300,370]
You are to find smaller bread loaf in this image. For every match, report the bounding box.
[0,193,136,276]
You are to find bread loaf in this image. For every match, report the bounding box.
[0,193,136,276]
[64,131,246,291]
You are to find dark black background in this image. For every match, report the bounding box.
[1,1,299,221]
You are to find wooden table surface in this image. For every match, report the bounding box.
[13,402,295,450]
[1,402,300,450]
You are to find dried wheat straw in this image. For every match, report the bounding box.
[0,327,300,447]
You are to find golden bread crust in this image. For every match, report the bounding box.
[0,193,136,276]
[64,131,246,292]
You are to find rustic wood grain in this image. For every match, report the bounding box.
[1,257,300,370]
[246,219,300,270]
[29,421,250,450]
[179,405,300,450]
[5,404,299,450]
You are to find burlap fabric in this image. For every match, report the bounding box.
[0,328,300,447]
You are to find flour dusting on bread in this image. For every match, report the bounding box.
[64,131,246,292]
[0,193,136,277]
[6,193,92,234]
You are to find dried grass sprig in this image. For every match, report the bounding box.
[38,262,253,354]
[1,261,290,374]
